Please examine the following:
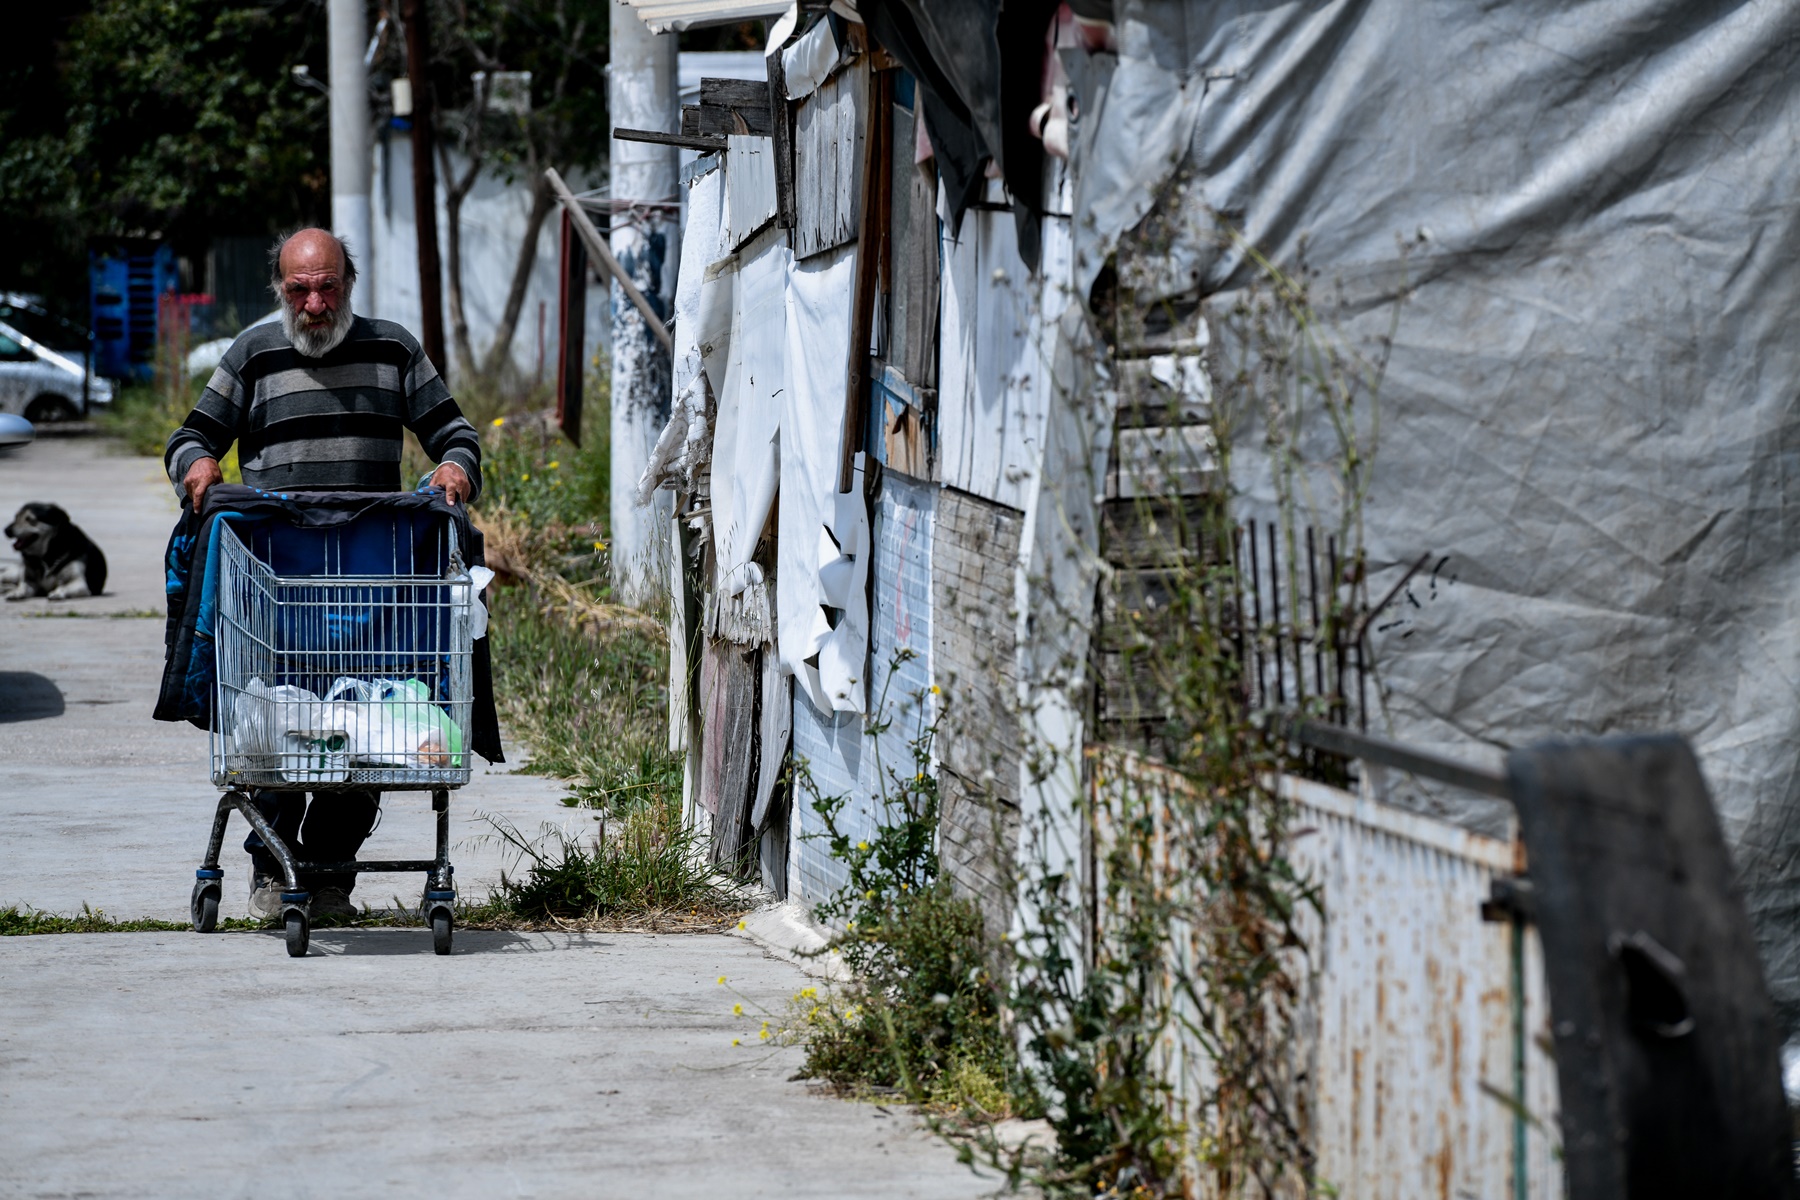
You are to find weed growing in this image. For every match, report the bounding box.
[0,904,265,935]
[484,806,740,921]
[102,377,240,480]
[786,663,1022,1117]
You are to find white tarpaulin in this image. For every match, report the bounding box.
[709,227,789,638]
[1061,0,1800,1031]
[777,242,862,714]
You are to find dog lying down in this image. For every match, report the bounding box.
[4,503,108,600]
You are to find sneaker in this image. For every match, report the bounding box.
[249,868,284,919]
[311,887,358,921]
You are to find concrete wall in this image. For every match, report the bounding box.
[368,135,610,382]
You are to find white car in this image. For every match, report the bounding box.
[0,320,113,422]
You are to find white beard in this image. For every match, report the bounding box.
[282,300,354,357]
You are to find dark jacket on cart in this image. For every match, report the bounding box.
[153,485,503,764]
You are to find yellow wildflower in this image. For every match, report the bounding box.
[930,684,940,695]
[731,1038,740,1046]
[737,919,747,930]
[491,416,505,427]
[521,474,530,483]
[717,976,727,985]
[594,541,607,551]
[547,461,561,470]
[759,1028,770,1041]
[732,1003,743,1016]
[856,840,869,851]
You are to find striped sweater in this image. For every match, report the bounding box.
[165,317,482,502]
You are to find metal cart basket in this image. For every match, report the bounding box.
[189,509,476,956]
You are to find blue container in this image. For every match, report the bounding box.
[88,242,177,381]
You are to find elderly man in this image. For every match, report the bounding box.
[165,227,482,919]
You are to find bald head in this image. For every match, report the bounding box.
[269,227,357,292]
[270,227,358,356]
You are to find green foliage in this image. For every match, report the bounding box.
[793,664,1020,1116]
[0,904,265,935]
[479,408,611,534]
[0,1,330,312]
[485,805,736,920]
[486,586,679,811]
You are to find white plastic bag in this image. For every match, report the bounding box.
[232,678,352,783]
[324,677,465,769]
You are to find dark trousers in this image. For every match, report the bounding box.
[244,789,381,894]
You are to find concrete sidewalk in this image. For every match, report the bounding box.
[0,435,574,920]
[0,436,994,1198]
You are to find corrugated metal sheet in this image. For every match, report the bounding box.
[788,474,935,906]
[1087,755,1562,1197]
[620,0,786,35]
[1282,776,1561,1199]
[937,182,1073,512]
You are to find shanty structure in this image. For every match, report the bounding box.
[591,0,1800,1192]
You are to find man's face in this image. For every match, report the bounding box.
[276,230,355,357]
[280,242,346,332]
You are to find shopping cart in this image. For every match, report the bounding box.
[187,502,477,957]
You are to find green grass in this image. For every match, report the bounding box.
[484,807,739,921]
[487,586,679,811]
[0,904,267,935]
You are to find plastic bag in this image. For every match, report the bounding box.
[324,677,465,769]
[231,678,352,783]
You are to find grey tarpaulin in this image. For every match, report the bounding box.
[1065,1,1800,1028]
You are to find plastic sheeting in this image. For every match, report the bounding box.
[1068,0,1800,1028]
[777,242,862,713]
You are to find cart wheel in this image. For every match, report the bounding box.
[190,882,220,933]
[431,908,453,956]
[284,909,310,958]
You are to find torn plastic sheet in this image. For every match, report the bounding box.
[637,160,725,505]
[776,241,860,714]
[709,227,789,640]
[1078,0,1800,1026]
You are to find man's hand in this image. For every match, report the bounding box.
[183,457,224,510]
[429,461,471,506]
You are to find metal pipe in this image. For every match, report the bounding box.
[231,793,305,892]
[1284,717,1513,801]
[328,0,372,287]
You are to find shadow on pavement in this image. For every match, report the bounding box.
[0,672,64,722]
[294,928,604,956]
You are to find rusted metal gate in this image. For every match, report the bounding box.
[1282,776,1561,1198]
[1089,756,1562,1197]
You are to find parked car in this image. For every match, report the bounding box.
[0,412,34,449]
[0,319,113,422]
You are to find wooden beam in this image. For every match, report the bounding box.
[544,167,674,353]
[840,67,892,492]
[611,126,727,152]
[766,43,797,229]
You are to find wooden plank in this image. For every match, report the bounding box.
[766,46,797,229]
[611,126,726,152]
[701,76,773,109]
[545,167,673,352]
[690,102,773,138]
[681,106,701,137]
[699,637,760,872]
[840,66,889,491]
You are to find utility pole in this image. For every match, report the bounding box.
[401,0,445,371]
[328,0,372,289]
[608,1,679,607]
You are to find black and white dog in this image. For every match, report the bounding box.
[4,503,108,600]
